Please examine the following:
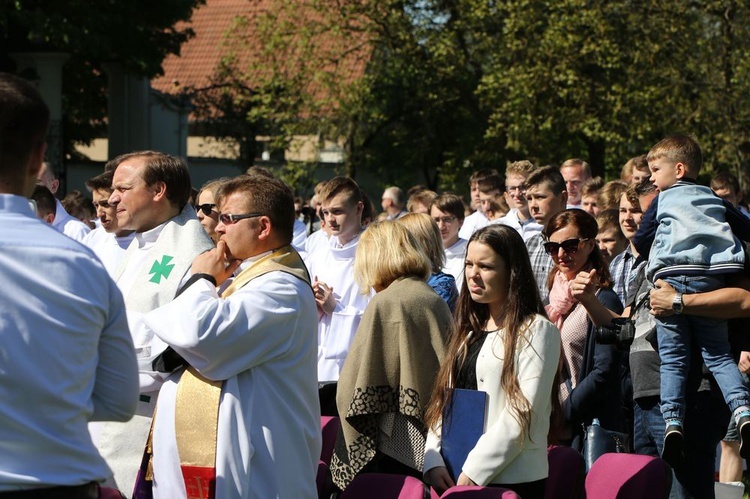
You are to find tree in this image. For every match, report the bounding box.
[0,0,205,156]
[211,0,750,193]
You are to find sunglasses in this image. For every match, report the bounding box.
[195,203,217,216]
[543,238,589,255]
[218,212,263,225]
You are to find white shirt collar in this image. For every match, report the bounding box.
[237,249,274,273]
[0,193,35,216]
[134,218,169,249]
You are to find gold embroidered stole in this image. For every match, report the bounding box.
[174,246,310,499]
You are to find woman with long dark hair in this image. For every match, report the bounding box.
[543,209,624,444]
[423,224,561,498]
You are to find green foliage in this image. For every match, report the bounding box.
[214,0,750,193]
[0,0,205,154]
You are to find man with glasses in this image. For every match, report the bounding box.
[493,160,543,242]
[430,193,467,287]
[92,151,214,494]
[523,165,569,301]
[141,173,320,499]
[81,169,135,277]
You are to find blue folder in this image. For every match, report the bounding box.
[440,388,488,481]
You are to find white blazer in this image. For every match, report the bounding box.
[424,315,561,485]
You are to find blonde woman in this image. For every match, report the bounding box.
[398,213,459,311]
[330,221,453,491]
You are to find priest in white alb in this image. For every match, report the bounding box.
[142,173,321,499]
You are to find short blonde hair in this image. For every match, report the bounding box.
[397,213,445,273]
[647,135,702,176]
[407,189,437,213]
[354,221,431,294]
[581,176,604,198]
[597,180,629,211]
[506,160,536,177]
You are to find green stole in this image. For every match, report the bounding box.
[174,246,310,499]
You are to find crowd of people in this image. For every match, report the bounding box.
[4,70,750,499]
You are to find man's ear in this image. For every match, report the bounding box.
[675,162,688,179]
[257,216,273,240]
[560,190,569,207]
[151,181,168,201]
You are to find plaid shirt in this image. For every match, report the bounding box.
[609,246,635,305]
[526,233,553,303]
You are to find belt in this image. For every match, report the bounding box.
[0,482,100,499]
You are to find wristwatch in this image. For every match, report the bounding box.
[672,292,684,314]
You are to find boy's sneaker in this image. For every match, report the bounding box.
[738,413,750,459]
[661,421,684,468]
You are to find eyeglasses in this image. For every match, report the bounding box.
[433,216,457,224]
[218,212,263,225]
[543,238,590,255]
[505,185,524,193]
[195,203,216,216]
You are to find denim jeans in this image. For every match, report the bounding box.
[657,275,750,420]
[634,394,729,498]
[724,372,750,441]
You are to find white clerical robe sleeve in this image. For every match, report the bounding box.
[143,272,310,380]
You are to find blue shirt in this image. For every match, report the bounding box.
[0,194,138,489]
[428,272,458,312]
[609,247,635,306]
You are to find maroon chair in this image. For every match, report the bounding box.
[585,453,672,499]
[320,415,340,465]
[339,473,427,499]
[545,445,585,499]
[99,487,126,499]
[317,460,332,499]
[440,485,520,498]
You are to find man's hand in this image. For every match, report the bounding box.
[739,351,750,374]
[312,276,336,316]
[650,279,677,317]
[424,467,455,495]
[190,240,241,286]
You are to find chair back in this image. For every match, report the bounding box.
[545,445,585,499]
[585,453,671,499]
[317,461,332,499]
[320,415,340,465]
[339,473,427,499]
[440,485,520,498]
[99,487,126,499]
